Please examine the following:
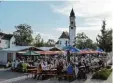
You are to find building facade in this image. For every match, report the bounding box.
[55,8,76,49]
[0,32,16,49]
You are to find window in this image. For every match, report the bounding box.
[59,41,61,45]
[71,21,73,24]
[65,41,67,46]
[71,27,73,29]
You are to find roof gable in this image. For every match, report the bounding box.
[59,31,69,39]
[55,41,59,44]
[0,32,13,40]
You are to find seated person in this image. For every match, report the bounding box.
[22,62,28,72]
[57,63,63,75]
[41,62,47,70]
[34,64,43,79]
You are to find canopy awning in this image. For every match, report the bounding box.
[38,51,64,55]
[63,45,73,50]
[63,46,80,53]
[21,51,40,56]
[70,47,80,53]
[79,50,103,54]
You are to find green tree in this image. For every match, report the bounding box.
[75,32,97,49]
[33,34,45,47]
[46,39,55,47]
[96,20,112,52]
[13,24,33,46]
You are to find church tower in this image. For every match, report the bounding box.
[69,8,76,46]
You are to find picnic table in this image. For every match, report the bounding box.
[27,68,75,81]
[27,66,37,69]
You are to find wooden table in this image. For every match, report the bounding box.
[42,69,57,74]
[28,66,37,69]
[27,68,37,73]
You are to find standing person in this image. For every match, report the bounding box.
[11,60,15,71]
[67,63,74,74]
[67,62,74,81]
[75,65,78,77]
[6,61,10,68]
[15,59,19,69]
[67,50,70,62]
[86,61,90,73]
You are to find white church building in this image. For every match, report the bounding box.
[55,8,76,49]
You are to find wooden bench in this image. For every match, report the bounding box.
[33,73,58,80]
[58,74,76,81]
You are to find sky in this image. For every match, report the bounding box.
[0,0,112,42]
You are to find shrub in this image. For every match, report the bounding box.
[92,68,112,80]
[106,65,111,69]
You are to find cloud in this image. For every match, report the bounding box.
[50,0,112,42]
[56,26,102,32]
[51,0,112,17]
[51,0,112,28]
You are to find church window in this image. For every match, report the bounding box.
[59,41,61,45]
[71,21,73,24]
[65,41,67,46]
[71,27,73,29]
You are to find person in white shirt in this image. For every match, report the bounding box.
[15,60,19,68]
[11,60,15,69]
[41,62,47,70]
[75,65,78,76]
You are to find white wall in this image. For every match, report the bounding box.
[0,51,16,65]
[57,38,69,49]
[10,36,16,48]
[0,51,7,65]
[69,17,76,46]
[0,36,16,49]
[0,39,10,49]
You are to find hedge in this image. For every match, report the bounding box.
[92,68,112,80]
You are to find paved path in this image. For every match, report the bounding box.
[0,70,24,82]
[0,68,10,71]
[0,71,112,83]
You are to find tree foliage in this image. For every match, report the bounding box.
[33,34,44,47]
[96,20,112,52]
[75,32,97,49]
[13,24,33,46]
[46,39,55,47]
[33,34,55,47]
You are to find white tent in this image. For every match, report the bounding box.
[0,46,37,65]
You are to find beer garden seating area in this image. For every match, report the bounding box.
[8,46,112,82]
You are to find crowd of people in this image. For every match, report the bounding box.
[6,51,107,80]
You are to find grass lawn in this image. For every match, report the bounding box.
[92,68,112,80]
